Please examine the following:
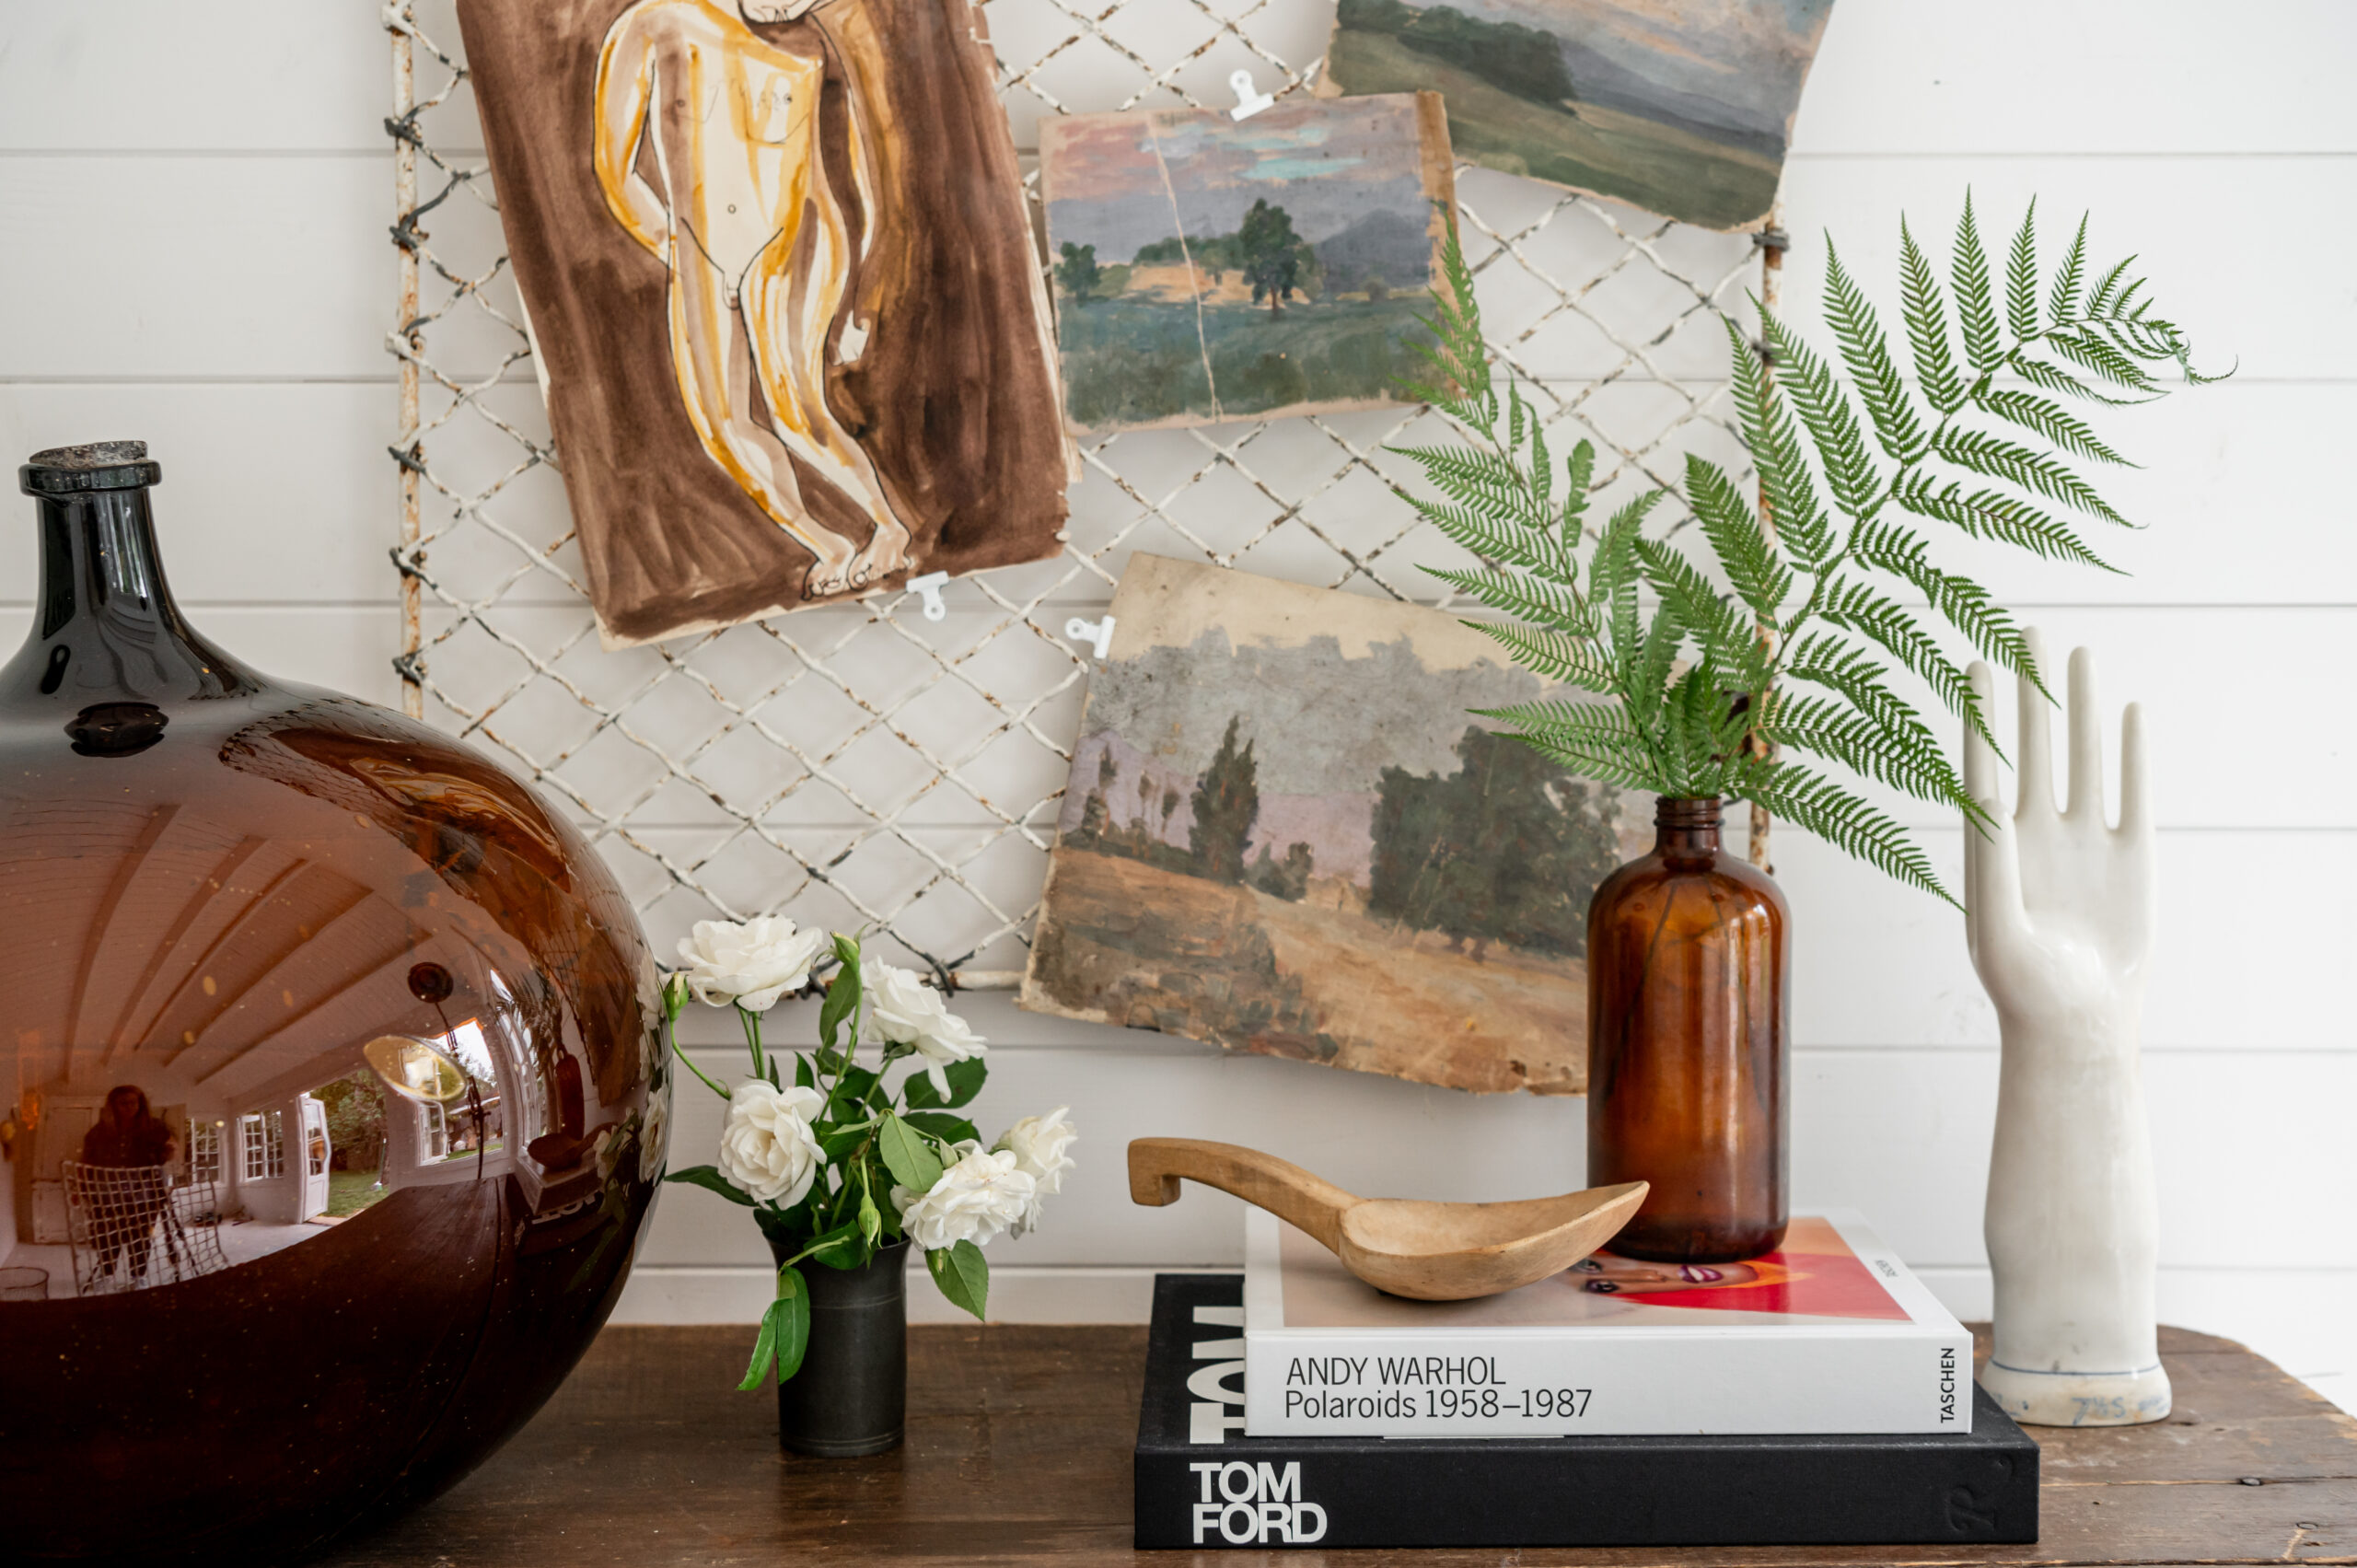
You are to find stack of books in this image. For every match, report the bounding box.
[1133,1210,2038,1550]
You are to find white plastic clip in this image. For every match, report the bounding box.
[1228,70,1275,122]
[904,571,949,622]
[1064,614,1117,661]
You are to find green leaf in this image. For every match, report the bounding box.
[665,1165,753,1206]
[1892,471,2117,571]
[1733,760,1956,907]
[1392,444,1537,525]
[1422,564,1585,635]
[1898,219,1967,416]
[818,1122,871,1163]
[902,1110,981,1147]
[901,1055,985,1109]
[1806,583,1995,752]
[2046,331,2160,396]
[818,953,862,1051]
[2004,197,2039,343]
[1509,732,1658,792]
[2010,354,2142,408]
[1636,538,1767,689]
[1824,239,1927,464]
[793,1051,816,1090]
[799,1219,865,1270]
[1685,454,1791,618]
[1953,192,2003,376]
[1724,317,1834,566]
[1848,522,2041,693]
[877,1111,945,1196]
[737,1295,781,1390]
[1463,621,1617,694]
[1395,491,1566,580]
[1971,388,2132,467]
[1931,426,2126,524]
[1762,309,1881,522]
[738,1268,812,1389]
[926,1238,991,1321]
[1755,689,1974,817]
[2048,212,2089,324]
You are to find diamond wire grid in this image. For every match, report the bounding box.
[383,0,1766,986]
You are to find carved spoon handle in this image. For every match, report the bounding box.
[1127,1137,1358,1252]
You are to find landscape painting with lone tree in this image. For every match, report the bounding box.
[1020,556,1642,1095]
[1038,95,1457,434]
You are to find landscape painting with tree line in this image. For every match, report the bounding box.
[1020,555,1644,1095]
[1318,0,1835,231]
[1037,95,1456,434]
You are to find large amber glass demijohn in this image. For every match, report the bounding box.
[1585,796,1789,1263]
[0,443,668,1563]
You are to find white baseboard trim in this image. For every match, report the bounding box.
[611,1262,1235,1326]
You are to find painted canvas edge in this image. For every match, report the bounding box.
[1038,94,1460,439]
[1313,2,1837,234]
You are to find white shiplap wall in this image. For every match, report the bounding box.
[0,2,2350,1411]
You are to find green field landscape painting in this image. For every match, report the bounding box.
[1038,95,1456,433]
[1020,556,1645,1096]
[1318,0,1835,231]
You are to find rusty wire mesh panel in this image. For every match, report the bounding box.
[384,0,1763,983]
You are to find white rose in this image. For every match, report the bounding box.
[715,1079,826,1207]
[994,1106,1076,1236]
[865,962,986,1093]
[675,917,830,1012]
[638,1092,669,1183]
[897,1146,1035,1252]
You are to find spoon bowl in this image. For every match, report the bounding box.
[1129,1138,1647,1301]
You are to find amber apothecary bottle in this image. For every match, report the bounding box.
[1586,796,1789,1263]
[0,443,664,1562]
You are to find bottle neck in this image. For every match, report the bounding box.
[2,484,259,708]
[1653,796,1724,860]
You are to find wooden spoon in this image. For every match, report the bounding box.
[1128,1138,1648,1302]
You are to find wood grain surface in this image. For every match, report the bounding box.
[319,1322,2357,1566]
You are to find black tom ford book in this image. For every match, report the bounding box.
[1135,1274,2038,1551]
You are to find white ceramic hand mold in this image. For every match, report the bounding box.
[1964,630,2170,1427]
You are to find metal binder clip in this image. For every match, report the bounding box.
[1064,615,1117,661]
[903,571,949,622]
[1228,70,1275,122]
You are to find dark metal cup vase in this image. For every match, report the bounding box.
[771,1237,911,1456]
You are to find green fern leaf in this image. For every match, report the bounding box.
[2004,198,2039,342]
[1806,583,1999,752]
[1630,598,1684,730]
[1397,491,1564,578]
[1755,691,1974,814]
[1636,538,1766,687]
[2011,354,2143,407]
[2046,331,2161,395]
[1731,760,1957,906]
[1826,239,1928,463]
[1848,521,2041,690]
[1898,219,1967,415]
[1465,621,1618,693]
[1560,436,1596,528]
[1392,445,1535,522]
[1763,310,1883,521]
[2085,253,2136,316]
[2048,212,2089,323]
[1685,454,1792,618]
[1953,193,2003,376]
[1890,472,2117,572]
[1508,732,1658,792]
[1724,317,1834,567]
[1971,387,2132,466]
[1932,426,2127,524]
[1422,564,1583,631]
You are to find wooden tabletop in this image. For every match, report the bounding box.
[323,1321,2356,1566]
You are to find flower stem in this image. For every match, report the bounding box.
[669,1030,731,1101]
[737,1004,767,1082]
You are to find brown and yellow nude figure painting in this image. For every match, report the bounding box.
[458,0,1074,645]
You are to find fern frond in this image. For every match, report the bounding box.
[1397,492,1565,579]
[1422,564,1584,632]
[1686,454,1792,619]
[1509,732,1658,792]
[1932,426,2127,524]
[1755,690,1976,816]
[1890,472,2116,572]
[1731,760,1956,905]
[1559,436,1596,528]
[1465,621,1618,693]
[2048,212,2089,323]
[1590,491,1661,667]
[1636,538,1767,686]
[1724,317,1835,567]
[2085,253,2136,316]
[1849,521,2041,690]
[1391,444,1537,521]
[1953,193,2003,376]
[1480,695,1643,749]
[2046,331,2161,396]
[1630,598,1684,731]
[2011,354,2144,407]
[1971,387,2132,466]
[1825,239,1928,463]
[1763,309,1882,520]
[2004,198,2039,342]
[1898,219,1967,415]
[1806,582,1997,753]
